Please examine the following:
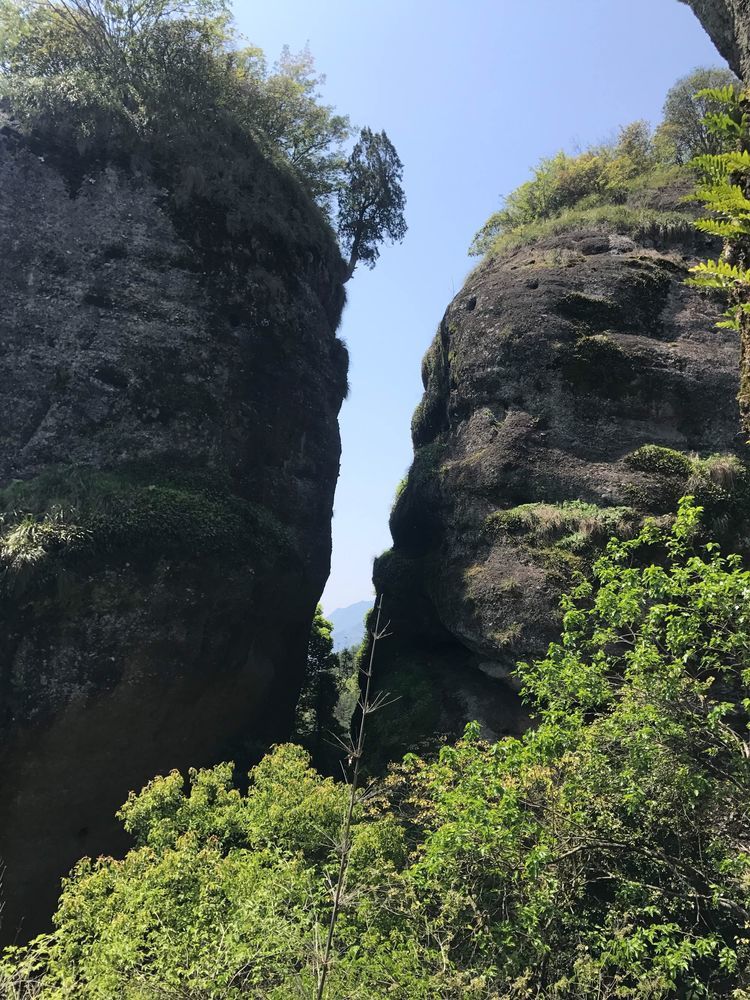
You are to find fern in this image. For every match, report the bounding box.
[686,260,750,330]
[694,182,750,213]
[694,218,749,238]
[687,259,750,287]
[689,86,750,333]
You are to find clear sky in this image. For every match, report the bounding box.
[232,0,723,614]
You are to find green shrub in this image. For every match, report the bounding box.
[7,500,750,997]
[625,444,695,477]
[468,74,727,257]
[487,499,639,552]
[479,202,695,256]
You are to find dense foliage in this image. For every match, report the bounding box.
[662,67,742,163]
[5,499,750,998]
[470,68,739,257]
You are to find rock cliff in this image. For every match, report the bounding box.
[0,121,347,940]
[370,204,749,764]
[681,0,750,79]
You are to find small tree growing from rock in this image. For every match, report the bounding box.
[337,126,407,280]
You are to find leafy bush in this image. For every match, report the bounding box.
[6,500,750,997]
[487,499,639,553]
[625,444,695,477]
[470,69,734,257]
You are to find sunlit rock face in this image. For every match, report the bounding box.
[0,120,348,942]
[369,213,747,766]
[681,0,750,79]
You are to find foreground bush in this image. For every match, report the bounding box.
[4,499,750,998]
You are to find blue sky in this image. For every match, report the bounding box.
[233,0,723,613]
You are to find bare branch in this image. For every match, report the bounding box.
[315,594,390,1000]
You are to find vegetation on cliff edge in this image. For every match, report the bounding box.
[0,0,406,278]
[471,67,739,257]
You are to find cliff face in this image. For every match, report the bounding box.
[0,123,347,940]
[681,0,750,78]
[371,219,748,764]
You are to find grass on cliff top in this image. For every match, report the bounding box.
[486,452,749,572]
[487,499,640,556]
[0,462,294,597]
[470,122,699,258]
[489,203,695,255]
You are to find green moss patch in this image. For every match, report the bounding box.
[625,444,694,477]
[621,449,750,526]
[488,500,639,551]
[0,461,294,595]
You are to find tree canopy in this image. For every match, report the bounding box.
[238,44,351,205]
[661,66,741,163]
[337,126,407,280]
[294,604,346,766]
[0,1,405,274]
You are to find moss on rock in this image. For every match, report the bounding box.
[625,444,695,477]
[0,462,293,599]
[487,500,639,549]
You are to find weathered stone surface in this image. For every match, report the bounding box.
[0,124,347,941]
[370,221,748,765]
[681,0,750,79]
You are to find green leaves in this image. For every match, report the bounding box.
[688,258,750,289]
[7,503,750,997]
[337,127,407,279]
[687,260,750,330]
[688,82,750,335]
[0,3,352,220]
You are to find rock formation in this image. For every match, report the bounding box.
[0,121,347,941]
[681,0,750,79]
[369,197,749,765]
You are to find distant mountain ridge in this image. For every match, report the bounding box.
[327,600,371,652]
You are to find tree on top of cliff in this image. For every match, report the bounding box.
[237,44,352,205]
[0,1,347,198]
[0,2,407,274]
[337,126,407,280]
[0,0,229,101]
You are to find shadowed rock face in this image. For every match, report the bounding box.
[680,0,750,79]
[370,223,748,766]
[0,124,347,941]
